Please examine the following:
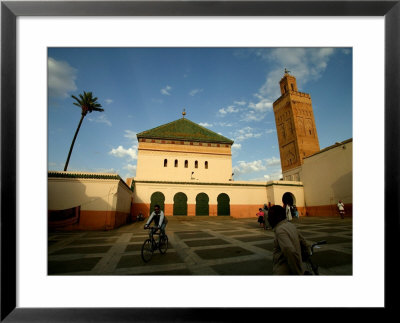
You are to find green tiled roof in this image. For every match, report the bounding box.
[137,118,234,144]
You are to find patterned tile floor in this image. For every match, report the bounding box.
[48,216,352,275]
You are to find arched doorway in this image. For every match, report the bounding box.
[217,193,230,216]
[196,193,209,216]
[282,192,296,206]
[173,192,188,216]
[150,191,165,215]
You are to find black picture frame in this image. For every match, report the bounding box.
[1,0,398,321]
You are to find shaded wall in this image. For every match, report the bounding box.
[301,141,353,217]
[48,172,133,230]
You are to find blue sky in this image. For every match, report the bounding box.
[48,48,352,181]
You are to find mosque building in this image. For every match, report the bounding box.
[128,111,305,219]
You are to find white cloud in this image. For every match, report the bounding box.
[234,100,247,106]
[248,97,273,113]
[217,122,234,127]
[257,48,337,98]
[234,126,262,142]
[232,143,242,150]
[109,145,137,160]
[241,100,272,122]
[233,160,267,175]
[189,88,203,96]
[199,122,213,128]
[48,57,77,98]
[124,130,138,143]
[104,99,113,104]
[218,105,240,116]
[123,163,137,175]
[161,85,172,96]
[265,156,281,167]
[234,48,337,123]
[88,114,112,127]
[233,156,282,180]
[264,170,283,181]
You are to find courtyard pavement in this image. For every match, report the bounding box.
[48,216,352,275]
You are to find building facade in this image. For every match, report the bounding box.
[129,116,305,218]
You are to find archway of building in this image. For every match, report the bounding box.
[282,192,296,206]
[196,193,209,216]
[150,191,165,215]
[217,193,230,216]
[173,192,188,216]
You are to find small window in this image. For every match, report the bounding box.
[195,161,198,168]
[164,159,168,167]
[291,84,294,91]
[205,161,208,169]
[185,160,188,168]
[175,159,178,167]
[284,85,287,92]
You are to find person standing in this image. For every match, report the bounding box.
[293,205,299,218]
[285,204,293,222]
[337,200,345,219]
[257,208,265,227]
[267,205,311,275]
[263,204,270,230]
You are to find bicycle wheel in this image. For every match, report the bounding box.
[159,234,168,254]
[141,239,154,262]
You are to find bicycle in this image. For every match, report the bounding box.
[303,240,327,275]
[141,226,169,262]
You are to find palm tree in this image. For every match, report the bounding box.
[64,91,104,171]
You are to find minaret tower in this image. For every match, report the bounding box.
[273,70,320,173]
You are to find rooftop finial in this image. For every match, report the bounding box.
[182,108,186,118]
[284,68,291,75]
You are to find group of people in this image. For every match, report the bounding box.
[256,203,271,229]
[257,203,299,228]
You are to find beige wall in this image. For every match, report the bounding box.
[136,142,233,182]
[266,181,305,207]
[133,181,266,205]
[301,140,352,207]
[115,181,134,213]
[132,179,305,218]
[282,166,302,181]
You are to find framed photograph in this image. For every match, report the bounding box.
[2,0,398,321]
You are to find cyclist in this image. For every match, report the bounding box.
[144,204,168,242]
